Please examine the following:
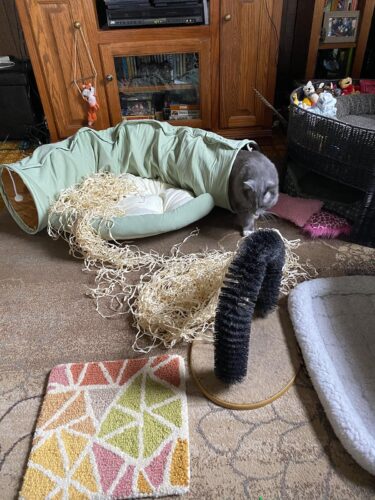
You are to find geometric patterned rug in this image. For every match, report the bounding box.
[19,355,189,499]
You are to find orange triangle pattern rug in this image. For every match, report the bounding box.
[20,355,189,499]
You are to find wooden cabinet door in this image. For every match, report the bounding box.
[100,38,211,129]
[16,0,108,140]
[219,0,282,129]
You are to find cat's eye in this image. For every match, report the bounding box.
[263,191,272,202]
[264,187,277,198]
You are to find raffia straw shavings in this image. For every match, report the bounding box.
[47,173,317,353]
[126,231,317,352]
[47,172,165,273]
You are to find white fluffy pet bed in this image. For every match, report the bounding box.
[288,276,375,475]
[113,173,196,238]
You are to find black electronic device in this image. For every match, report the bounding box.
[104,0,150,8]
[0,57,45,141]
[104,0,208,28]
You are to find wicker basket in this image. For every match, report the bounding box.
[286,89,375,247]
[283,163,364,222]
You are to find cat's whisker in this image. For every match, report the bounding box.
[262,212,277,221]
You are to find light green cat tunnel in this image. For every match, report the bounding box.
[0,121,250,239]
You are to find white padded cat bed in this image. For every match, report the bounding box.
[116,174,194,215]
[288,276,375,475]
[46,171,211,240]
[113,174,197,238]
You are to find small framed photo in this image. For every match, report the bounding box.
[122,95,153,117]
[322,11,360,43]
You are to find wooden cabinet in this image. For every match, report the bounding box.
[16,0,282,142]
[15,0,109,139]
[219,0,282,130]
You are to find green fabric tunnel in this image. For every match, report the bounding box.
[0,120,250,239]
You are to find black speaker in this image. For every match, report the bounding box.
[0,57,45,140]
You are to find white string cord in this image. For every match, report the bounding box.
[6,169,23,202]
[72,24,97,94]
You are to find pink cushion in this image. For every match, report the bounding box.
[303,210,352,238]
[268,193,323,227]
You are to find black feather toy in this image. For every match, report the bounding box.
[214,229,285,384]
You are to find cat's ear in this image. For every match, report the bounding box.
[243,180,256,192]
[246,141,261,152]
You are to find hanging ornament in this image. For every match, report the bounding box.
[72,21,99,127]
[80,82,100,127]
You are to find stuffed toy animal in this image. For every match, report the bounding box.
[81,83,99,126]
[338,77,360,95]
[303,81,319,106]
[316,81,340,96]
[292,92,310,109]
[292,90,315,109]
[309,92,337,118]
[292,92,299,106]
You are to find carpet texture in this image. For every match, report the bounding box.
[19,355,189,499]
[289,276,375,476]
[190,300,300,409]
[1,208,375,499]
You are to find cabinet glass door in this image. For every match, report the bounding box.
[114,52,201,122]
[101,39,210,127]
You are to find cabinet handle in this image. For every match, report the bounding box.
[73,21,81,29]
[224,14,232,21]
[106,74,114,82]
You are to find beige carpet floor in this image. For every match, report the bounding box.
[1,207,375,499]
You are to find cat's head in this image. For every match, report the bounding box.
[243,175,279,219]
[303,80,315,96]
[229,150,279,217]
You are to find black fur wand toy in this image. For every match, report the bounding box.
[214,229,285,384]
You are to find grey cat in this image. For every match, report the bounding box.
[228,149,279,236]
